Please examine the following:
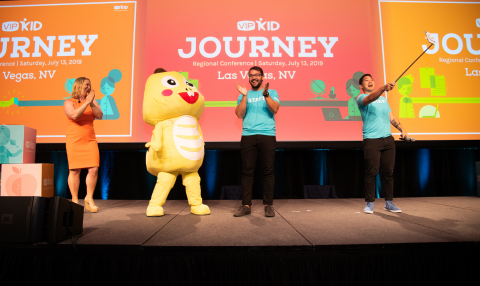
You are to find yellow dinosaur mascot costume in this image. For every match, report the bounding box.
[143,69,210,216]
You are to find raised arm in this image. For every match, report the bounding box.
[389,112,408,139]
[64,100,89,120]
[263,82,279,115]
[63,90,102,120]
[90,98,103,120]
[362,83,395,106]
[235,82,248,119]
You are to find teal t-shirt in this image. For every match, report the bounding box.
[237,89,279,136]
[356,94,392,139]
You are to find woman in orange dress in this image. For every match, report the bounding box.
[63,77,103,212]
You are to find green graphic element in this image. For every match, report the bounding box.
[99,69,122,120]
[419,67,446,96]
[398,76,413,96]
[399,67,478,119]
[402,97,480,104]
[419,104,440,118]
[398,75,415,118]
[328,87,336,99]
[179,71,199,90]
[419,67,435,88]
[205,101,237,107]
[430,75,446,96]
[204,100,351,107]
[344,71,363,120]
[305,72,364,120]
[0,97,18,107]
[309,79,326,98]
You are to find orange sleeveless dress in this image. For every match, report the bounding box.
[66,98,99,169]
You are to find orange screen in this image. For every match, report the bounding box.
[0,1,137,142]
[380,0,480,140]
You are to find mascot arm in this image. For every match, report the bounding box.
[198,123,205,145]
[145,123,163,151]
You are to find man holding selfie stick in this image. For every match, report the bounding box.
[357,74,408,214]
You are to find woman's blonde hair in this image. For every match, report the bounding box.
[71,77,90,99]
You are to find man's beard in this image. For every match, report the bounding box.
[249,79,263,89]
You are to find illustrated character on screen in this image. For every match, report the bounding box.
[142,68,210,217]
[398,75,415,118]
[0,126,22,164]
[344,71,364,121]
[99,69,122,120]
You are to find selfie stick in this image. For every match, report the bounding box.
[393,31,436,84]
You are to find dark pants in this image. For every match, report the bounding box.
[363,136,395,202]
[240,135,276,205]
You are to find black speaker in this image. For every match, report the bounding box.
[46,196,84,243]
[0,196,83,244]
[0,197,48,243]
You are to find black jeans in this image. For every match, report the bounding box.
[240,135,276,205]
[363,136,395,202]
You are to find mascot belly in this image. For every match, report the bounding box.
[146,115,204,174]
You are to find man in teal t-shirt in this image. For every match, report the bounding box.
[233,66,280,218]
[356,74,409,214]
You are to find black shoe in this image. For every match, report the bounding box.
[265,205,275,217]
[234,205,251,217]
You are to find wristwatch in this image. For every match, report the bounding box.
[264,92,270,97]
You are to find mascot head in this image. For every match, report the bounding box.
[143,68,205,126]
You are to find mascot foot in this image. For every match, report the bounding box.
[191,204,210,215]
[146,206,164,217]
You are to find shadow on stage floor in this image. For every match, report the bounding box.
[1,197,480,285]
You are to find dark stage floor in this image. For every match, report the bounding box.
[2,197,480,285]
[63,197,480,249]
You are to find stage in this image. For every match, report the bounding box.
[1,197,480,285]
[63,197,480,249]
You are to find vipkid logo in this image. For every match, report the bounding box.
[237,18,280,31]
[2,19,42,32]
[114,5,128,11]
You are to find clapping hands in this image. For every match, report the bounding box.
[236,82,248,96]
[86,90,95,105]
[263,82,270,96]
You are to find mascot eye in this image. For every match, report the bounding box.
[161,76,179,88]
[184,78,195,88]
